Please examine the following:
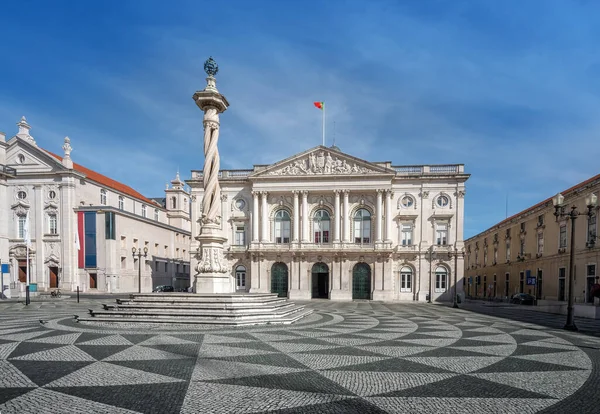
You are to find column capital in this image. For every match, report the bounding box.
[260,191,268,196]
[334,189,342,195]
[386,190,394,198]
[376,189,384,194]
[342,189,350,195]
[301,190,309,196]
[251,191,260,197]
[292,190,300,196]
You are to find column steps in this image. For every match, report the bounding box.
[76,293,312,326]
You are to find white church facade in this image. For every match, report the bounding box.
[188,145,469,302]
[0,117,192,297]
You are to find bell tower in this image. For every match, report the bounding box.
[165,171,190,231]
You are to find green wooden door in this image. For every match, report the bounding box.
[352,263,371,300]
[271,262,288,297]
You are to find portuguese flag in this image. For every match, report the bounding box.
[313,101,324,110]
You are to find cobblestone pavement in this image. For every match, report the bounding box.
[0,299,597,413]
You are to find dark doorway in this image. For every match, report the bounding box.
[89,273,97,289]
[311,262,329,299]
[18,260,27,283]
[352,263,371,300]
[270,262,288,298]
[49,266,59,288]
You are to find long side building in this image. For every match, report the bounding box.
[464,174,600,318]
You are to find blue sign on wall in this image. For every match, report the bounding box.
[526,277,536,286]
[1,264,9,274]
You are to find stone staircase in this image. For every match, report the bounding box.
[76,293,313,326]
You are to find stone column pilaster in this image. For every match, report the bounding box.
[343,190,350,243]
[376,189,383,243]
[252,191,259,242]
[334,190,340,242]
[301,191,309,242]
[385,190,393,242]
[260,191,268,242]
[293,191,299,242]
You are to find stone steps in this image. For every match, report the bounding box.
[77,292,312,326]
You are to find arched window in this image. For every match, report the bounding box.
[235,265,246,290]
[313,210,330,243]
[274,210,291,244]
[400,266,412,292]
[353,209,371,244]
[435,266,448,293]
[100,189,107,205]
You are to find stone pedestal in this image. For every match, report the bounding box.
[193,223,233,294]
[329,289,352,301]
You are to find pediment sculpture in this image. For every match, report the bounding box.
[267,151,378,176]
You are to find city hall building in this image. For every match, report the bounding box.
[0,117,191,297]
[188,145,469,302]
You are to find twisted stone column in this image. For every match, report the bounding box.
[201,107,221,224]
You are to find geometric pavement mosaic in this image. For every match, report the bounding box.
[0,300,596,413]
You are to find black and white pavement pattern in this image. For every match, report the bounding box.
[0,299,597,413]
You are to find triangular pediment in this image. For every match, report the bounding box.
[250,146,394,178]
[5,137,66,174]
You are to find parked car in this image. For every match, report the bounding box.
[153,285,174,292]
[511,293,535,305]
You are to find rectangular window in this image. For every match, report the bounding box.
[105,212,116,240]
[155,261,159,271]
[505,273,510,297]
[18,215,26,238]
[493,248,498,263]
[520,223,525,232]
[435,272,447,292]
[84,212,97,268]
[506,241,511,261]
[118,196,124,210]
[142,205,147,218]
[121,257,126,269]
[519,271,524,293]
[519,239,524,256]
[121,236,126,248]
[49,215,57,235]
[400,272,412,292]
[436,223,448,246]
[559,224,567,248]
[484,249,488,266]
[155,243,159,254]
[235,226,246,246]
[100,190,107,205]
[401,224,413,246]
[154,209,159,221]
[538,214,544,226]
[558,267,566,301]
[537,232,544,254]
[588,215,597,244]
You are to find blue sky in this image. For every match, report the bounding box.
[1,0,599,238]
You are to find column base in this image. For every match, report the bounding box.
[329,289,352,301]
[372,290,394,301]
[289,289,312,301]
[194,273,234,294]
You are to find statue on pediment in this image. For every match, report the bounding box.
[267,151,375,176]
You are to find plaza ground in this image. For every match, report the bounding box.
[0,298,599,413]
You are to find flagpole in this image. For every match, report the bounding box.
[322,103,325,146]
[25,244,30,305]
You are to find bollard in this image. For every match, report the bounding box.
[25,285,30,306]
[77,286,80,303]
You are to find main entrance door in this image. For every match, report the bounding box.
[271,262,288,297]
[18,260,27,283]
[311,262,329,299]
[352,263,371,300]
[49,267,59,288]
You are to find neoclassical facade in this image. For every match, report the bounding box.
[0,117,191,297]
[188,145,469,302]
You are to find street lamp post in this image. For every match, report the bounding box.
[552,192,597,332]
[132,246,148,294]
